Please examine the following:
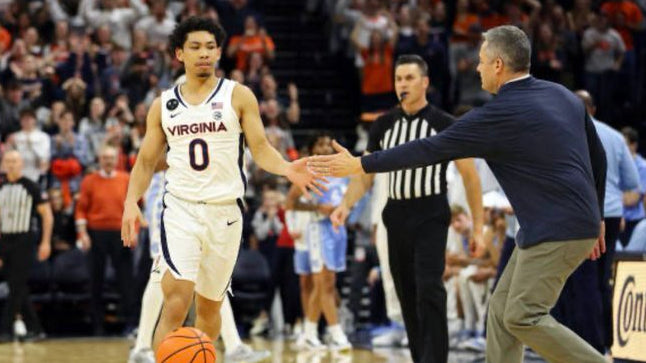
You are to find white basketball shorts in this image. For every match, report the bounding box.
[159,192,243,301]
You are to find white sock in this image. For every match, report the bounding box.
[220,295,243,351]
[304,320,318,339]
[291,320,304,339]
[328,324,345,340]
[133,275,163,351]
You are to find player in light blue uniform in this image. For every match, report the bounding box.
[306,177,349,274]
[287,133,351,351]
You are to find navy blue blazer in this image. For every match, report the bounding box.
[363,76,607,248]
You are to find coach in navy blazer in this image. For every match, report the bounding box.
[309,25,608,363]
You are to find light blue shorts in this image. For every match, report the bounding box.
[294,249,311,275]
[294,221,347,274]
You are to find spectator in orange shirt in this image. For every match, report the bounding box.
[227,16,275,71]
[601,0,643,53]
[352,17,398,115]
[0,26,11,54]
[75,144,135,336]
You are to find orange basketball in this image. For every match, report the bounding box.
[156,327,216,363]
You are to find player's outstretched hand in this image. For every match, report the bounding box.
[308,140,364,177]
[330,204,350,231]
[287,158,328,197]
[122,201,144,248]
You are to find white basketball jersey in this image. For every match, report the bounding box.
[161,78,246,203]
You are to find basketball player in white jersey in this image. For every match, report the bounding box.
[121,17,325,352]
[129,170,270,363]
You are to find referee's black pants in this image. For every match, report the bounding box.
[383,196,450,363]
[0,233,43,336]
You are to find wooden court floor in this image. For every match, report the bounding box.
[0,338,408,363]
[0,337,546,363]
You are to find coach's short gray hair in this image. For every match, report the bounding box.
[482,25,531,73]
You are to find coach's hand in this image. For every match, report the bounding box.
[122,201,144,248]
[287,158,328,197]
[330,204,350,231]
[589,220,606,260]
[308,140,364,177]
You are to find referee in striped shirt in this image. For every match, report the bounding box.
[331,55,484,363]
[0,150,52,340]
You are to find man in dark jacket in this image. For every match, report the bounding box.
[309,25,608,363]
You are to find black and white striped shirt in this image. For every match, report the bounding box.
[367,104,455,200]
[0,176,45,234]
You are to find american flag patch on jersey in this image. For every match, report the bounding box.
[211,102,223,109]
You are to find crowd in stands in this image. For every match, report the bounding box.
[0,0,645,348]
[331,0,646,126]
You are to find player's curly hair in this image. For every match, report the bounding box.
[168,17,227,56]
[307,131,334,155]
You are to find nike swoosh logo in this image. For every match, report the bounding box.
[227,220,238,226]
[170,113,181,118]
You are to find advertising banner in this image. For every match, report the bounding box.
[613,261,646,361]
